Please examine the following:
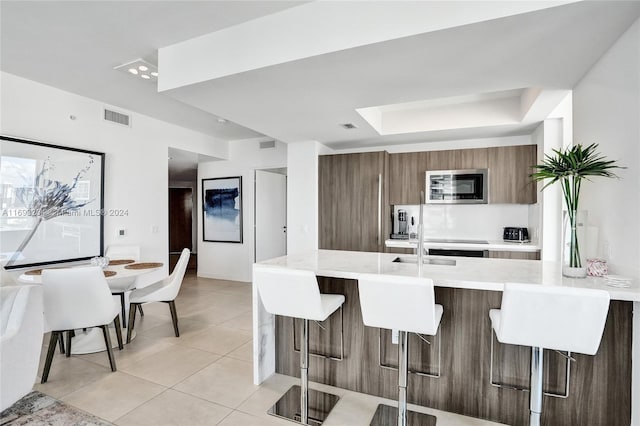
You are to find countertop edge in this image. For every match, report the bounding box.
[385,239,540,252]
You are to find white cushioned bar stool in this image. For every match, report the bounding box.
[358,274,443,426]
[489,283,610,426]
[255,267,345,426]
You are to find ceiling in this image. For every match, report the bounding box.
[162,1,640,148]
[2,1,640,150]
[168,147,218,182]
[0,0,305,141]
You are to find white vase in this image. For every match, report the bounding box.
[562,210,588,278]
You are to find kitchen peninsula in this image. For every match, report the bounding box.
[253,250,639,425]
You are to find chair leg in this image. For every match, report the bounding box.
[113,315,124,350]
[42,332,59,383]
[65,330,72,357]
[119,293,126,327]
[530,347,544,426]
[138,304,144,316]
[58,332,65,354]
[168,300,179,337]
[127,303,138,343]
[101,325,117,372]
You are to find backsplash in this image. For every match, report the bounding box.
[392,204,533,241]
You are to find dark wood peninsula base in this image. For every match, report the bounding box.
[275,277,632,426]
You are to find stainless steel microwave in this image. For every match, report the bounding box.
[425,169,488,204]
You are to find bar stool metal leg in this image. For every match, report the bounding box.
[398,331,408,426]
[530,347,544,426]
[369,329,437,426]
[268,317,340,425]
[301,319,309,425]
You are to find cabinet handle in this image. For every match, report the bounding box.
[377,173,382,246]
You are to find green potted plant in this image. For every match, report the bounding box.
[531,143,623,277]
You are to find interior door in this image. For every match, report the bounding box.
[169,187,193,253]
[255,170,287,262]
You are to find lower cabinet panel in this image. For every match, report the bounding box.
[275,278,632,426]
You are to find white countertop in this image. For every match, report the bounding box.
[255,249,639,302]
[385,238,540,252]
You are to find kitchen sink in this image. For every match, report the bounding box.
[392,256,456,266]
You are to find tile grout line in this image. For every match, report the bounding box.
[110,387,173,425]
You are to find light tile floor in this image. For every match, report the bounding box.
[35,273,506,426]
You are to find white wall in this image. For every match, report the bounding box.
[573,18,640,279]
[0,72,227,284]
[533,119,565,261]
[287,141,331,254]
[572,19,640,425]
[197,139,287,282]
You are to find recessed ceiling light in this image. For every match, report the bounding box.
[217,118,228,124]
[115,59,158,83]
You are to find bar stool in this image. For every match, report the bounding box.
[489,283,610,426]
[358,273,443,426]
[254,267,345,426]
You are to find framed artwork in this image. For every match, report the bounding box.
[0,135,105,269]
[202,176,243,243]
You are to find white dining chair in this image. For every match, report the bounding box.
[127,248,190,343]
[106,244,140,262]
[41,267,123,383]
[0,285,44,411]
[106,244,144,320]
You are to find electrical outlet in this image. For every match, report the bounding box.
[117,228,125,238]
[151,225,159,234]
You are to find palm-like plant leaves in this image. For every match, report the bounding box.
[530,143,624,267]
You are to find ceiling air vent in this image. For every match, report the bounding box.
[103,108,131,127]
[340,123,358,129]
[260,140,276,149]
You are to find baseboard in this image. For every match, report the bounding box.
[196,271,251,284]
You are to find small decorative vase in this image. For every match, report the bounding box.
[562,210,588,278]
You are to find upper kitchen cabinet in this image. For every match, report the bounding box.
[389,148,488,205]
[319,152,389,252]
[389,152,428,205]
[488,145,537,204]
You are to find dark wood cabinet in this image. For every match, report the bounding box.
[488,145,537,204]
[389,145,536,205]
[319,152,389,252]
[389,152,427,205]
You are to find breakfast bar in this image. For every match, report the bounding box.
[253,249,640,425]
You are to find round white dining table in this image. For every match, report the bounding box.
[18,262,162,354]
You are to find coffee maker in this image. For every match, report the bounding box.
[391,209,410,239]
[398,209,408,235]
